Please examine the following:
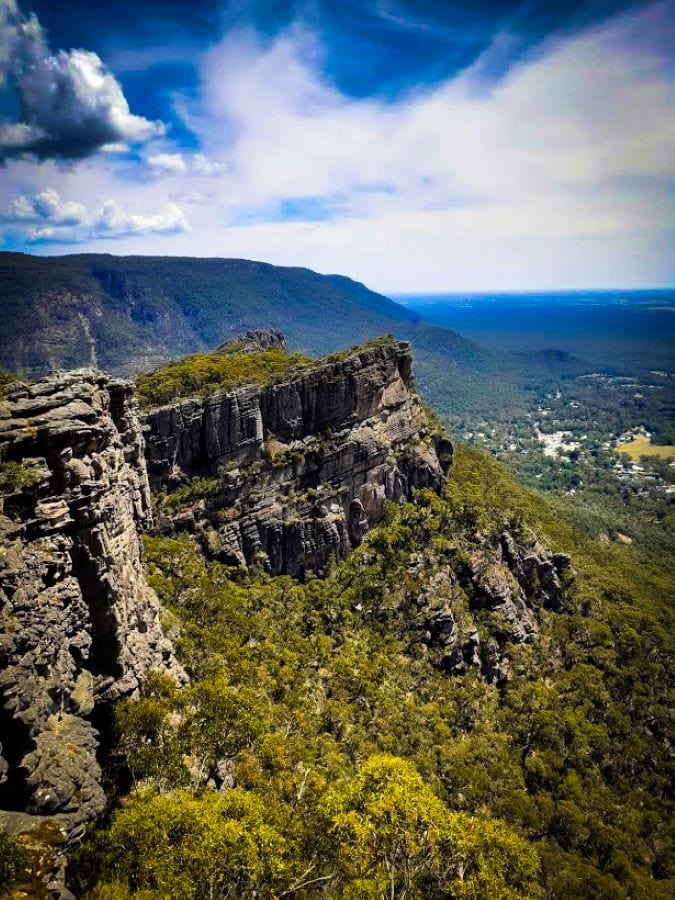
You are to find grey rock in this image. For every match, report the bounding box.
[0,370,184,856]
[348,498,370,546]
[145,339,449,576]
[218,329,287,354]
[412,525,572,682]
[0,809,72,898]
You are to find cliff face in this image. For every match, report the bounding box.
[0,335,574,897]
[143,339,453,577]
[0,371,183,889]
[416,527,571,683]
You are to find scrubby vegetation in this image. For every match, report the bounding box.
[0,460,42,493]
[154,477,222,515]
[0,368,23,401]
[135,335,408,409]
[72,446,673,899]
[136,348,313,408]
[0,832,30,893]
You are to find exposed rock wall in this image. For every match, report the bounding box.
[0,371,183,870]
[415,527,572,682]
[143,339,452,576]
[0,336,574,893]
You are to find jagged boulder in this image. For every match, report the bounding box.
[218,328,287,354]
[413,526,573,683]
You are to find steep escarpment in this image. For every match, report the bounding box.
[0,372,183,893]
[0,253,419,377]
[138,335,570,680]
[0,251,529,428]
[1,334,669,898]
[143,337,453,577]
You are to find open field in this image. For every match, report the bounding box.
[619,434,675,461]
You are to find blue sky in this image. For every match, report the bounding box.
[0,0,673,291]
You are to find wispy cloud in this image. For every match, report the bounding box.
[1,1,672,290]
[145,151,227,178]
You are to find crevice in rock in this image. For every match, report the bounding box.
[0,705,32,811]
[70,541,124,680]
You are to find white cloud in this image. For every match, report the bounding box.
[26,225,82,244]
[1,184,188,243]
[5,3,673,290]
[161,2,672,289]
[146,151,228,178]
[0,0,164,160]
[189,6,674,214]
[93,200,188,237]
[191,153,228,176]
[146,152,188,176]
[2,188,87,225]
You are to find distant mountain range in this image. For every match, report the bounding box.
[0,251,588,421]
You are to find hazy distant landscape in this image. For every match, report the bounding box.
[398,290,675,372]
[394,290,674,567]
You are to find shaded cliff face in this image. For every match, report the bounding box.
[143,339,452,577]
[0,372,183,863]
[414,526,571,683]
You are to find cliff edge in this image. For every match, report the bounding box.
[0,371,184,894]
[143,336,453,577]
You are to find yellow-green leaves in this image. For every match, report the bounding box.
[136,348,312,408]
[319,754,540,899]
[84,790,286,899]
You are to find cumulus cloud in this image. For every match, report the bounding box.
[93,200,187,237]
[2,185,187,243]
[2,188,87,225]
[146,151,227,178]
[0,0,164,161]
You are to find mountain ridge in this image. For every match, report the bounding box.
[0,331,671,898]
[0,251,590,429]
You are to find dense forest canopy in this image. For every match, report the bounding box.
[57,446,672,899]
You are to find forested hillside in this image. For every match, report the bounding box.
[0,252,584,423]
[62,446,672,899]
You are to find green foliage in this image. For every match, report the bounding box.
[0,831,30,892]
[320,753,539,899]
[136,347,312,408]
[72,444,673,898]
[80,789,286,899]
[154,477,221,514]
[0,368,20,400]
[0,460,42,491]
[320,334,396,363]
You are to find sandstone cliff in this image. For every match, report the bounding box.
[143,338,453,577]
[0,334,572,895]
[0,371,183,894]
[415,526,571,683]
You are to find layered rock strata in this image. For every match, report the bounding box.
[0,371,183,883]
[144,338,453,576]
[415,527,572,682]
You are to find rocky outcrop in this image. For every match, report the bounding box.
[144,339,451,576]
[415,526,572,682]
[218,328,287,354]
[0,371,183,888]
